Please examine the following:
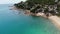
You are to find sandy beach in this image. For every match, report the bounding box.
[12,6,60,29]
[48,16,60,29]
[36,13,60,29]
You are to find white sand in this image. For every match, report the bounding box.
[36,13,45,16]
[36,13,60,29]
[48,16,60,29]
[12,7,60,29]
[36,13,47,18]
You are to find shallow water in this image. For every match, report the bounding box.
[0,4,60,34]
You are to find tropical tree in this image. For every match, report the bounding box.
[26,0,55,5]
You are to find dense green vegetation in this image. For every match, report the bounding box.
[14,0,60,16]
[27,0,55,4]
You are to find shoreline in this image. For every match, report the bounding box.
[30,12,60,29]
[25,11,60,29]
[12,6,60,29]
[48,16,60,29]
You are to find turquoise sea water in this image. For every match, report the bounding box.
[0,4,60,34]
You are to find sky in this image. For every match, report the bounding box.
[0,0,26,4]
